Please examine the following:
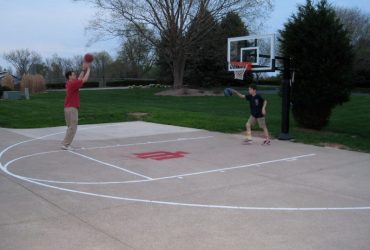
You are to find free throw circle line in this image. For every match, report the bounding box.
[1,161,370,211]
[2,124,370,211]
[5,150,315,185]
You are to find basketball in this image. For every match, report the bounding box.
[84,53,94,63]
[224,88,233,96]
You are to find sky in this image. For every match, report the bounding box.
[1,0,370,72]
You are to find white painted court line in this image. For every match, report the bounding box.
[5,152,316,185]
[152,154,317,182]
[1,135,215,184]
[0,124,109,159]
[2,124,370,211]
[7,121,203,140]
[2,162,370,212]
[68,151,153,180]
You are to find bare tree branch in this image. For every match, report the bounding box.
[3,49,42,76]
[76,0,272,87]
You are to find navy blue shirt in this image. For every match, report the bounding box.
[245,94,265,118]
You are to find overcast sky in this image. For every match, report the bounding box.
[1,0,369,71]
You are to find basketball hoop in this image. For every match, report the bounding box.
[230,61,252,80]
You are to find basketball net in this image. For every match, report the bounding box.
[230,61,252,80]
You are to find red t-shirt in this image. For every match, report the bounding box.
[64,79,84,108]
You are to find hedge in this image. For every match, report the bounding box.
[46,81,100,89]
[0,86,12,98]
[106,79,159,87]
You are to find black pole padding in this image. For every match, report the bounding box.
[278,58,293,140]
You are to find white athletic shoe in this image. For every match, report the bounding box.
[61,145,74,150]
[242,139,253,145]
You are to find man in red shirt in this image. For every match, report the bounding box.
[61,63,91,150]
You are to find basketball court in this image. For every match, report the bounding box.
[1,121,370,249]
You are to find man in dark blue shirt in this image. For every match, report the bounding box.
[232,84,270,145]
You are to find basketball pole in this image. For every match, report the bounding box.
[278,57,293,140]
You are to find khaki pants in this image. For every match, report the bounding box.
[63,107,78,146]
[245,116,268,140]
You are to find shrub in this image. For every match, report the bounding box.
[46,83,65,89]
[20,74,46,94]
[279,0,354,129]
[46,81,99,89]
[82,81,99,88]
[0,86,12,98]
[106,79,159,87]
[1,74,14,90]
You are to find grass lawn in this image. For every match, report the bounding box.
[1,88,369,152]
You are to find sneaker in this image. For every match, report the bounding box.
[242,139,253,145]
[61,145,73,150]
[262,140,271,145]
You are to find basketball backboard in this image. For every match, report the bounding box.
[227,34,276,73]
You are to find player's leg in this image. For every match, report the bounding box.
[62,108,71,148]
[257,117,270,145]
[62,107,78,149]
[244,116,256,142]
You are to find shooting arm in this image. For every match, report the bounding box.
[78,71,84,80]
[78,62,91,81]
[81,67,91,83]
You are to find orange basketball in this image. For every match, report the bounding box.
[84,53,94,63]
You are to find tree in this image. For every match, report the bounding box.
[335,7,370,88]
[91,51,113,86]
[106,59,128,79]
[118,24,156,78]
[184,9,222,87]
[28,63,49,76]
[45,54,78,83]
[220,11,249,39]
[279,0,354,129]
[219,11,250,84]
[3,49,42,76]
[335,7,370,45]
[178,11,249,87]
[77,0,272,88]
[71,55,84,73]
[45,54,64,82]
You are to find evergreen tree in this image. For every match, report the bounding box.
[185,9,222,87]
[184,11,249,87]
[219,12,251,86]
[158,11,249,87]
[220,11,249,39]
[280,0,354,129]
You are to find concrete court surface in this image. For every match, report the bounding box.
[0,121,370,250]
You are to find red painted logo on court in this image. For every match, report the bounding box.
[134,151,188,161]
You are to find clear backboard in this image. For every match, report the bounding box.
[227,34,276,73]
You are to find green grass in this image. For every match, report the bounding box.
[353,88,370,94]
[1,88,369,152]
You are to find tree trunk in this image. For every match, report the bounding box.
[172,56,186,89]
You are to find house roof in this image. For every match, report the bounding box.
[0,71,20,81]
